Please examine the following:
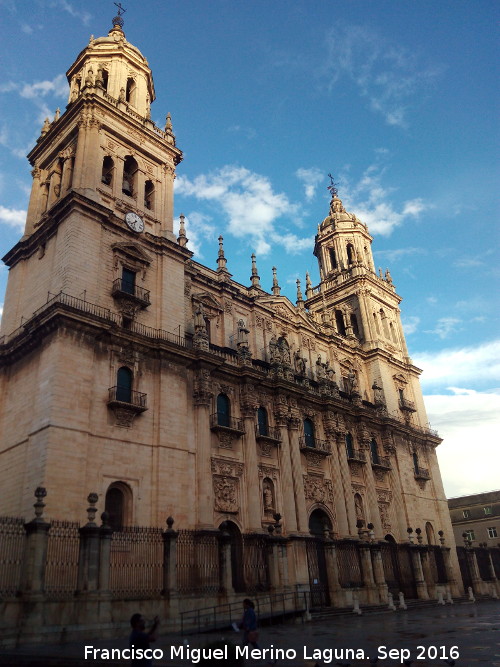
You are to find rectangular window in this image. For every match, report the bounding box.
[484,506,492,515]
[464,529,475,541]
[462,509,470,518]
[122,268,136,295]
[487,527,498,539]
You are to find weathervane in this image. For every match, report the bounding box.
[113,2,127,28]
[327,173,338,199]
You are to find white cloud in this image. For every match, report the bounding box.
[323,24,443,127]
[0,205,26,231]
[414,340,500,388]
[425,388,500,497]
[19,74,68,100]
[296,167,323,201]
[374,247,426,262]
[402,315,420,335]
[342,161,430,236]
[175,166,307,256]
[51,0,91,26]
[227,125,257,140]
[424,316,462,339]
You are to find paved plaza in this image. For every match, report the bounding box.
[0,600,499,666]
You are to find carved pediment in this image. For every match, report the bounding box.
[192,292,222,315]
[111,242,152,265]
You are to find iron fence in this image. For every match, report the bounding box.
[44,519,80,599]
[336,541,363,588]
[177,530,220,594]
[0,516,25,597]
[109,526,163,598]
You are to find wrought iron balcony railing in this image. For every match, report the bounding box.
[370,454,392,470]
[108,386,147,410]
[347,449,366,463]
[299,436,332,455]
[255,424,282,443]
[111,278,151,307]
[210,413,245,435]
[399,396,416,412]
[414,466,431,480]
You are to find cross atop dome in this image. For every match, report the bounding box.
[112,2,126,29]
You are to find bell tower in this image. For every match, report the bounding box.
[306,178,425,423]
[1,13,183,337]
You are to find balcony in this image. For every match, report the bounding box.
[107,386,148,427]
[255,424,282,445]
[414,466,431,481]
[299,436,332,456]
[210,413,245,436]
[370,454,392,470]
[111,278,151,309]
[399,396,417,412]
[347,449,367,464]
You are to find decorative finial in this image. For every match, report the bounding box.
[305,271,313,299]
[54,108,60,122]
[86,492,99,526]
[296,278,304,308]
[250,253,260,288]
[178,214,188,247]
[40,117,51,137]
[327,173,339,199]
[33,487,47,522]
[217,235,228,272]
[271,266,281,296]
[112,2,126,29]
[165,113,173,132]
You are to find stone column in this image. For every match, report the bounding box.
[359,543,378,603]
[363,450,384,538]
[335,434,357,537]
[276,420,298,534]
[76,493,101,596]
[162,517,178,596]
[241,406,262,532]
[324,540,342,605]
[371,545,389,602]
[441,547,460,597]
[267,534,281,591]
[420,549,435,598]
[24,167,42,237]
[193,368,214,528]
[467,548,486,595]
[113,156,125,200]
[287,420,308,534]
[410,547,429,600]
[218,525,234,596]
[326,433,349,536]
[21,487,50,598]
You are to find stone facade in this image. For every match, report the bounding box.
[0,19,461,604]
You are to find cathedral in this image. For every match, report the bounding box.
[0,15,462,617]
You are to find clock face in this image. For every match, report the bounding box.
[125,212,144,233]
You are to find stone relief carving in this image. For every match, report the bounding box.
[304,475,333,505]
[211,458,244,477]
[213,476,238,513]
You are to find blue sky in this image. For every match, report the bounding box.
[0,0,498,498]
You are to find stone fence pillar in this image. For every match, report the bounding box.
[162,516,178,596]
[21,487,50,598]
[76,493,101,596]
[410,546,429,600]
[218,523,234,596]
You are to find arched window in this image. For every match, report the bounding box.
[335,310,346,336]
[257,407,268,436]
[329,247,337,270]
[373,312,381,335]
[370,438,380,465]
[309,508,332,537]
[345,432,354,459]
[304,418,315,448]
[126,77,136,106]
[99,68,109,91]
[101,156,114,186]
[144,180,155,210]
[121,267,136,295]
[217,393,230,427]
[105,482,132,531]
[425,522,435,545]
[122,155,138,197]
[389,322,397,343]
[350,313,360,338]
[116,366,133,403]
[380,309,390,338]
[346,243,355,265]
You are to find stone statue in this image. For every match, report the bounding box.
[294,349,306,375]
[269,335,280,363]
[236,319,249,349]
[194,305,206,332]
[316,355,325,379]
[325,361,335,381]
[355,495,364,521]
[263,484,274,510]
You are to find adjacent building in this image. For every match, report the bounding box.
[449,491,500,548]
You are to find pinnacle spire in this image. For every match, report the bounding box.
[296,278,304,309]
[177,214,188,247]
[250,253,261,288]
[217,235,228,272]
[271,266,281,296]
